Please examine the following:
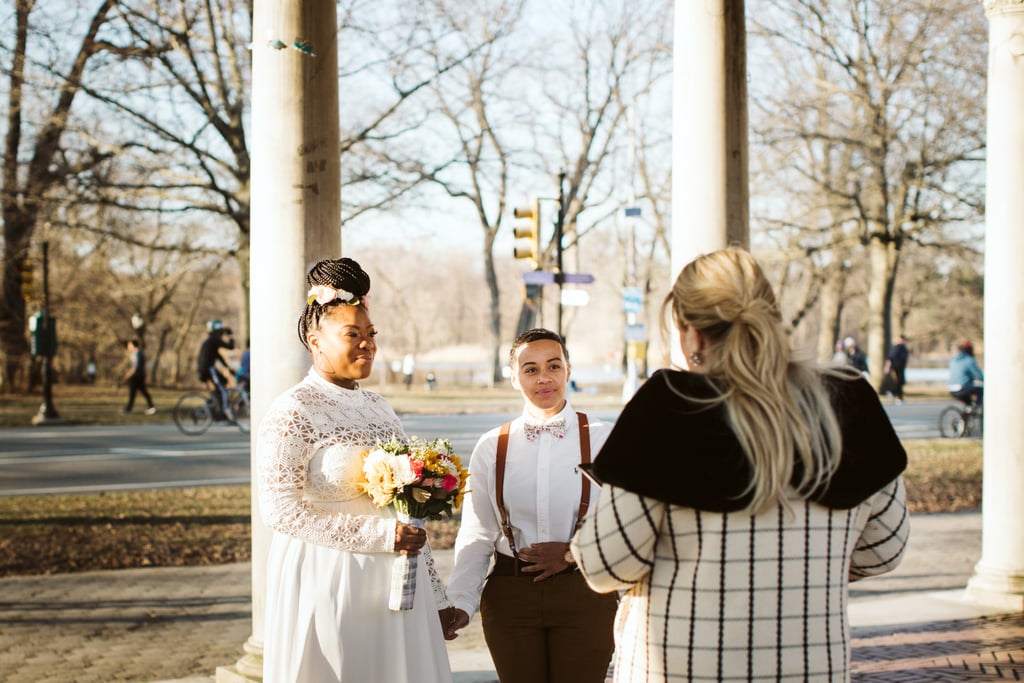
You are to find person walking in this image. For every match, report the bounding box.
[883,334,910,403]
[843,335,869,375]
[571,248,909,683]
[402,353,415,390]
[122,339,156,415]
[445,328,618,683]
[257,257,454,683]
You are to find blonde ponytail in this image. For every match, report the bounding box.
[665,248,845,514]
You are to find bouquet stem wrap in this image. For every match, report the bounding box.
[389,512,424,611]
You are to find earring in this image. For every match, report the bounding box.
[314,348,335,374]
[689,351,703,367]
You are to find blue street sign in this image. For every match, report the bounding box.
[623,286,643,314]
[624,207,642,217]
[562,273,594,284]
[523,270,556,284]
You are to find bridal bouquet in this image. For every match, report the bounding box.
[360,436,468,610]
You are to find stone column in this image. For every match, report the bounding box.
[669,0,749,363]
[671,0,748,278]
[217,2,341,680]
[966,0,1024,610]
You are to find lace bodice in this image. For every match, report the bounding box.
[258,369,449,606]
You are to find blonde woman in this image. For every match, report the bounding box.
[571,248,909,683]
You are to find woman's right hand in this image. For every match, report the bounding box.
[394,522,427,556]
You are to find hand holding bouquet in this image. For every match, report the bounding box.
[360,436,468,610]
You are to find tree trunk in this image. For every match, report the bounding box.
[865,232,896,388]
[482,238,502,387]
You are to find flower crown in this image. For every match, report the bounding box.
[307,284,366,308]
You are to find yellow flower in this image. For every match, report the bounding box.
[360,449,399,507]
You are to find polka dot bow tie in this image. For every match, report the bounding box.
[523,418,567,441]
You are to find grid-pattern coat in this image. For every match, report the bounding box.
[569,369,909,682]
[572,479,908,682]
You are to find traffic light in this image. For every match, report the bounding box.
[513,198,542,268]
[28,312,57,358]
[20,258,33,301]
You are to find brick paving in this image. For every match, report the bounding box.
[852,612,1024,681]
[0,513,1021,682]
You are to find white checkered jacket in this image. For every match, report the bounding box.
[572,478,908,682]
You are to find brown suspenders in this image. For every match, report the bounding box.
[494,412,591,569]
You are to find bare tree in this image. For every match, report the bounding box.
[750,0,986,384]
[76,0,494,342]
[390,0,525,385]
[0,0,154,390]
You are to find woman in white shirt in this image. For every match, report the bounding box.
[446,328,618,682]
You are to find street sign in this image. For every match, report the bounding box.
[522,270,556,284]
[623,287,643,314]
[561,289,590,307]
[562,273,594,284]
[625,322,646,341]
[624,207,642,217]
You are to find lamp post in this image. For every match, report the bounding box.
[555,170,566,340]
[31,241,61,425]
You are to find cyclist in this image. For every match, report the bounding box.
[948,340,984,408]
[234,337,250,394]
[197,321,236,420]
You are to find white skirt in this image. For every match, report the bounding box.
[262,497,452,683]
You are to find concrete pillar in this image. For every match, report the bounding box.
[670,0,749,363]
[217,2,341,680]
[966,0,1024,610]
[671,0,748,279]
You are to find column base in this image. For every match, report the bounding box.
[965,562,1024,611]
[216,635,262,682]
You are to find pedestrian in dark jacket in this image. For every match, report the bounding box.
[123,339,156,415]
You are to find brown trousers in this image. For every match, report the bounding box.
[480,562,618,683]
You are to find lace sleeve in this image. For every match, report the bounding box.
[257,404,396,554]
[421,542,452,609]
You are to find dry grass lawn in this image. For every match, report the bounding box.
[0,438,979,577]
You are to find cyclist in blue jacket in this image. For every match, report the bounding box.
[948,340,984,407]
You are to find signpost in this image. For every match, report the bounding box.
[522,271,593,285]
[522,270,556,285]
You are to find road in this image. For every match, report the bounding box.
[0,403,954,496]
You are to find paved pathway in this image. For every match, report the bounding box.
[0,511,1021,682]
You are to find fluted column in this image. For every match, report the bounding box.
[966,0,1024,610]
[217,2,342,680]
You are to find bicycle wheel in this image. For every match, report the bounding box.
[938,406,966,438]
[965,410,983,438]
[174,392,214,436]
[229,389,250,433]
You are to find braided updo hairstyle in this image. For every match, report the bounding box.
[297,258,371,351]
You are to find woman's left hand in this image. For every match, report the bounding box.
[517,542,573,582]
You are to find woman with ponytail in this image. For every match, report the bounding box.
[571,248,909,682]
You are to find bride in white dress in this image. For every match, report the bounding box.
[257,258,453,683]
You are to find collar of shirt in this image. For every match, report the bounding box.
[518,402,576,433]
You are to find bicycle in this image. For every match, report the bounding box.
[938,399,983,438]
[173,386,250,436]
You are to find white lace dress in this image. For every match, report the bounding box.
[258,369,452,683]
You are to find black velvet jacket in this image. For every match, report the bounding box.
[590,369,907,511]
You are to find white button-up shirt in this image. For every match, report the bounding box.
[446,402,613,618]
